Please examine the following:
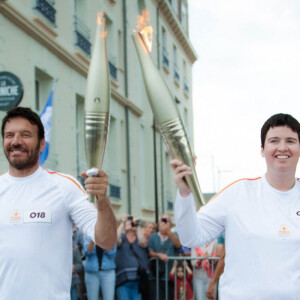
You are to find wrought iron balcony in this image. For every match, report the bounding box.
[34,0,56,24]
[74,15,91,56]
[109,61,117,80]
[109,184,121,199]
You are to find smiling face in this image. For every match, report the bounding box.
[3,117,45,177]
[261,126,300,176]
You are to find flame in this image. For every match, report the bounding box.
[137,9,153,52]
[97,12,107,38]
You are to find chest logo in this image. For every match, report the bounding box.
[278,224,290,238]
[24,209,52,223]
[10,209,22,223]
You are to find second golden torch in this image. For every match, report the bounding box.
[84,13,110,203]
[132,27,206,207]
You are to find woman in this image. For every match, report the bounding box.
[83,236,116,300]
[115,215,149,300]
[172,114,300,299]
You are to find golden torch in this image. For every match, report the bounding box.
[132,11,206,207]
[84,12,110,203]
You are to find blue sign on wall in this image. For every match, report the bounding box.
[0,72,24,111]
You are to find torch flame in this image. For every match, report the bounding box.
[97,12,107,38]
[137,9,153,52]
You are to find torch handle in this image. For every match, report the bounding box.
[158,117,206,207]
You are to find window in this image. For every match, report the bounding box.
[183,60,189,95]
[173,45,180,84]
[35,68,53,114]
[75,94,87,176]
[74,0,91,55]
[106,16,118,81]
[35,80,40,112]
[118,30,124,70]
[34,0,56,25]
[181,1,188,33]
[162,27,169,70]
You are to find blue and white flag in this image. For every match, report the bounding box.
[39,81,57,165]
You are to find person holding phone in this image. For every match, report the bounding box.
[115,215,148,300]
[148,214,181,300]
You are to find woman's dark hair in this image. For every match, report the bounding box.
[261,113,300,148]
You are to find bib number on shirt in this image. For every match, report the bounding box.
[24,209,52,223]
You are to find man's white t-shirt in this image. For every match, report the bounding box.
[0,167,97,300]
[175,175,300,300]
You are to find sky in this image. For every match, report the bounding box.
[188,0,300,193]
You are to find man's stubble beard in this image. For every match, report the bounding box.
[5,141,41,170]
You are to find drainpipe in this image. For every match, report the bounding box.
[123,0,131,214]
[153,0,164,223]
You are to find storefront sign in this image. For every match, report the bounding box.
[0,72,24,111]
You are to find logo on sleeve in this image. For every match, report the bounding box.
[24,209,52,223]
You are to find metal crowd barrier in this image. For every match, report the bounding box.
[149,256,220,300]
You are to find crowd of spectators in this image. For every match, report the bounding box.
[71,215,224,300]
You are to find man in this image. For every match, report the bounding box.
[148,214,181,300]
[0,107,117,299]
[171,113,300,299]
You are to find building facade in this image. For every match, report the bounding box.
[0,0,197,222]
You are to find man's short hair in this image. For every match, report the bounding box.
[261,113,300,148]
[1,107,45,141]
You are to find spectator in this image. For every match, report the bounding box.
[115,215,148,300]
[191,240,217,300]
[71,226,84,300]
[148,214,181,300]
[206,235,225,300]
[143,222,157,242]
[169,261,193,300]
[83,236,117,300]
[71,224,86,300]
